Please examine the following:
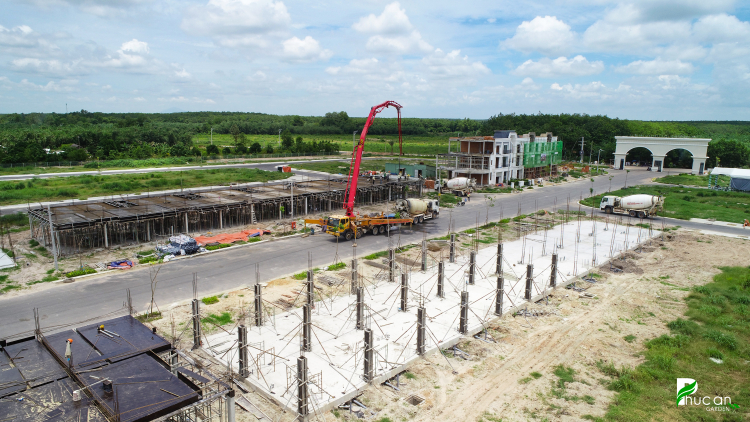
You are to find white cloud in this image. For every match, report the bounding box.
[353,2,413,35]
[421,49,490,80]
[174,68,191,79]
[121,38,149,54]
[583,19,691,53]
[10,58,84,76]
[693,14,750,43]
[487,18,496,24]
[22,0,150,17]
[514,55,604,78]
[181,0,291,48]
[548,81,609,99]
[615,58,694,75]
[15,77,79,92]
[504,16,576,56]
[365,30,432,54]
[613,0,735,23]
[353,3,432,54]
[282,36,332,62]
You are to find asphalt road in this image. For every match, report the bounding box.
[1,167,747,339]
[0,156,377,182]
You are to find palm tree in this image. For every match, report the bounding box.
[387,140,395,155]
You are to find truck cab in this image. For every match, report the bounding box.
[599,196,620,211]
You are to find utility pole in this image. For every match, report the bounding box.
[597,149,604,174]
[589,141,593,165]
[580,137,584,164]
[210,127,213,145]
[278,129,282,146]
[353,130,358,151]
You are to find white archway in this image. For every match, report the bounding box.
[613,136,711,174]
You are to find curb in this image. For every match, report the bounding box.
[54,233,307,284]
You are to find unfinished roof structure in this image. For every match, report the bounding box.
[0,314,231,422]
[27,176,424,255]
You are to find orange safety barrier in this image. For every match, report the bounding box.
[194,229,270,246]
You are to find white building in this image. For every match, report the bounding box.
[438,130,561,185]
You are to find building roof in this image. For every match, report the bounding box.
[710,167,750,179]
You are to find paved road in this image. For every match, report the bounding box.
[0,156,383,182]
[2,167,747,339]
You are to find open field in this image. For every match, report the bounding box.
[0,168,291,206]
[582,185,750,223]
[293,158,428,175]
[656,173,731,187]
[193,133,460,155]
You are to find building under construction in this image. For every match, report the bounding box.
[26,176,424,256]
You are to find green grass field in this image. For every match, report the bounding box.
[581,185,750,223]
[601,266,750,421]
[293,158,427,175]
[193,133,459,155]
[656,173,731,187]
[0,168,292,206]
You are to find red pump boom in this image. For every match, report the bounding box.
[343,101,402,217]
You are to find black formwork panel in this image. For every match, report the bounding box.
[84,353,200,422]
[45,330,108,370]
[76,315,170,363]
[3,338,67,387]
[0,348,26,398]
[0,377,106,422]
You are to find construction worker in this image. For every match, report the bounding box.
[65,339,73,368]
[467,192,471,202]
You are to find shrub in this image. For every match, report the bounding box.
[293,271,308,280]
[703,294,727,306]
[139,256,159,264]
[647,334,690,349]
[327,262,346,271]
[65,268,96,277]
[667,318,698,336]
[206,243,232,251]
[692,285,711,295]
[364,251,388,260]
[706,348,724,360]
[703,329,737,350]
[202,296,219,305]
[202,312,233,326]
[698,305,723,317]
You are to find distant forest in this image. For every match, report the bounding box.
[0,111,748,168]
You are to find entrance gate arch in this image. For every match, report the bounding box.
[613,136,711,174]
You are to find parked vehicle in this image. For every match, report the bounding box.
[599,194,664,218]
[440,177,476,196]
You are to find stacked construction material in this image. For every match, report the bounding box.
[157,234,201,256]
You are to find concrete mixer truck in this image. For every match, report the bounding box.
[394,198,439,224]
[440,177,476,196]
[599,194,664,218]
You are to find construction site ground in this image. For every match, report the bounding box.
[121,218,750,422]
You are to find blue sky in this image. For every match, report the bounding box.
[1,0,749,120]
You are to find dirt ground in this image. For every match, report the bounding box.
[118,219,750,422]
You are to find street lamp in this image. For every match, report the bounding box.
[278,129,282,145]
[210,127,213,145]
[353,130,358,151]
[597,149,604,174]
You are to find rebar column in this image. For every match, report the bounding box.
[495,272,504,316]
[191,299,201,350]
[468,250,476,285]
[254,284,263,326]
[525,264,533,301]
[297,356,308,420]
[238,325,248,378]
[550,254,558,288]
[302,304,312,352]
[459,291,469,334]
[356,286,364,330]
[400,272,408,312]
[307,270,314,307]
[421,240,427,271]
[449,234,455,263]
[417,307,426,355]
[388,248,395,283]
[496,243,503,276]
[364,328,374,382]
[351,258,358,294]
[437,261,445,298]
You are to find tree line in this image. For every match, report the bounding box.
[0,110,748,168]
